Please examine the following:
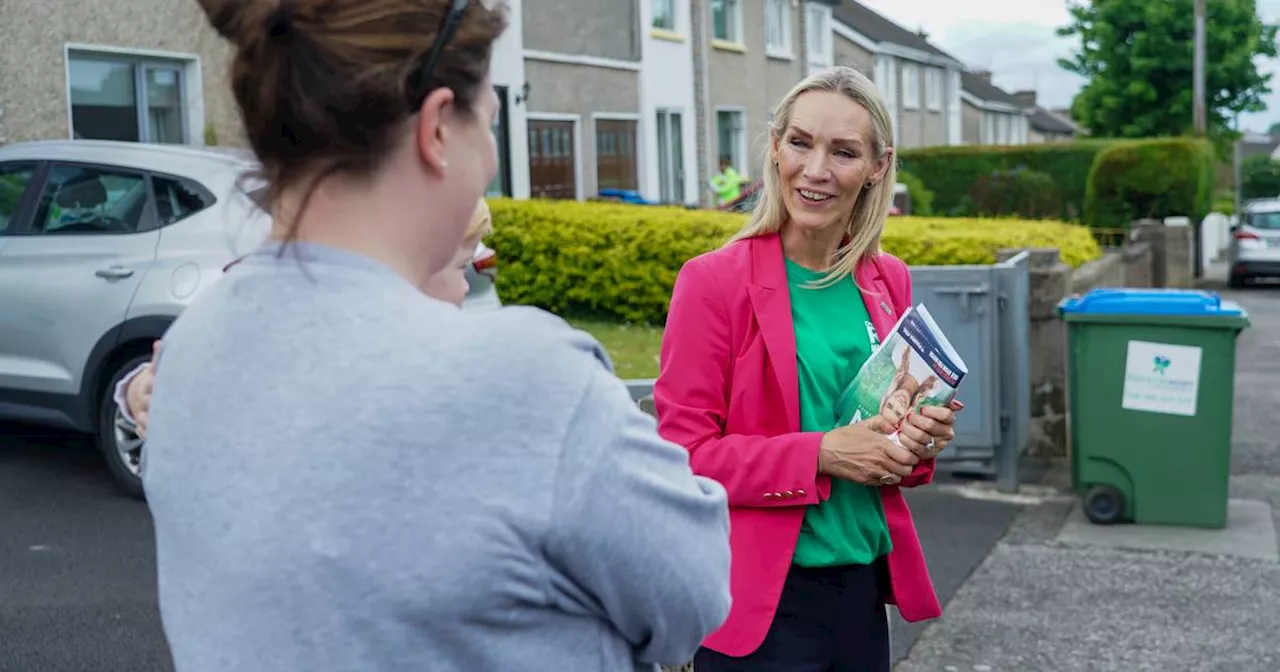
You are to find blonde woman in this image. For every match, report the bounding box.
[654,66,960,670]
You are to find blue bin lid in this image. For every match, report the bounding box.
[1057,288,1246,317]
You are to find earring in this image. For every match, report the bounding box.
[865,181,875,189]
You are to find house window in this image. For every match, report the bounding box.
[487,85,512,197]
[901,64,920,109]
[652,0,675,30]
[715,110,746,173]
[925,68,942,111]
[764,0,791,56]
[806,5,831,67]
[68,54,188,144]
[712,0,741,43]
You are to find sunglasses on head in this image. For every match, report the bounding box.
[406,0,470,112]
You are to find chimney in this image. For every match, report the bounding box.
[1012,89,1037,108]
[972,70,993,86]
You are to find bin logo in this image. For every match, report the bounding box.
[1153,355,1171,375]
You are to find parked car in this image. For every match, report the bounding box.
[0,140,501,499]
[718,179,910,215]
[1228,197,1280,288]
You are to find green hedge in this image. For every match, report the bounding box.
[488,199,1101,324]
[1083,137,1216,228]
[898,141,1120,221]
[966,168,1062,220]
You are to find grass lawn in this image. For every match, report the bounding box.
[567,319,663,379]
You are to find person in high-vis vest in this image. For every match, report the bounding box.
[710,158,748,206]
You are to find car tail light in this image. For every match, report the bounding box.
[1235,230,1261,241]
[472,246,498,280]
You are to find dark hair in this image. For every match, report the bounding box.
[198,0,508,237]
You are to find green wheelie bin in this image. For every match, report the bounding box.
[1057,288,1250,528]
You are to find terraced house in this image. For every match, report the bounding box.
[960,70,1031,145]
[829,1,965,149]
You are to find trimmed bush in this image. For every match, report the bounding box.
[897,170,934,215]
[1083,137,1215,228]
[1241,155,1280,200]
[898,141,1120,221]
[966,167,1062,220]
[488,198,1102,324]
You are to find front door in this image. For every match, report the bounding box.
[595,119,639,192]
[528,119,576,200]
[656,110,685,204]
[0,161,160,404]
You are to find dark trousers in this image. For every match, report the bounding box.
[693,561,890,672]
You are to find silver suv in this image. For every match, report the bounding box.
[0,140,500,499]
[1228,198,1280,288]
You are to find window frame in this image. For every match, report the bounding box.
[711,0,744,44]
[714,108,748,175]
[487,85,513,198]
[652,0,676,31]
[901,63,920,110]
[805,4,832,68]
[65,46,200,145]
[925,68,942,112]
[764,0,792,58]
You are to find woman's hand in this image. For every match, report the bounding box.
[898,399,963,461]
[817,420,919,487]
[126,340,161,439]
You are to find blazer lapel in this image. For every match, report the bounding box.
[746,235,802,432]
[857,256,899,342]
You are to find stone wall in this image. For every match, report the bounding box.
[1131,220,1194,288]
[1015,242,1156,458]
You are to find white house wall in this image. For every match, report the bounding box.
[639,0,698,205]
[490,0,530,198]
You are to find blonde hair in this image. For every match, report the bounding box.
[728,66,896,288]
[465,199,493,240]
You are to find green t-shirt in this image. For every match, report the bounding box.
[786,259,894,568]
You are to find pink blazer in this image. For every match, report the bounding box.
[654,232,942,658]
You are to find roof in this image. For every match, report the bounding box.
[832,1,959,63]
[960,71,1022,107]
[1028,107,1078,135]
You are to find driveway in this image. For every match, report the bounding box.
[894,287,1280,671]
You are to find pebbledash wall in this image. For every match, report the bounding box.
[0,0,238,146]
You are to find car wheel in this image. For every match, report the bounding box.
[98,355,150,500]
[1228,272,1245,289]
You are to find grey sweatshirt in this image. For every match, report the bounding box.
[141,242,732,672]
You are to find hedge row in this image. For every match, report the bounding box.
[487,199,1101,325]
[1084,138,1216,227]
[899,137,1217,228]
[899,141,1119,221]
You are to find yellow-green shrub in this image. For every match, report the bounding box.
[488,199,1102,324]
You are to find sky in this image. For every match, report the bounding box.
[856,0,1280,134]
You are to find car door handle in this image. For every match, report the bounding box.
[95,266,135,280]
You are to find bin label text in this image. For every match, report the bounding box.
[1122,340,1202,417]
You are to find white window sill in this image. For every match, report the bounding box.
[766,48,794,61]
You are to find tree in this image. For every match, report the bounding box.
[1057,0,1278,141]
[1242,154,1280,198]
[1267,121,1280,136]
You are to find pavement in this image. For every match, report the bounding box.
[894,285,1280,672]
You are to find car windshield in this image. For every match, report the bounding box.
[1246,211,1280,230]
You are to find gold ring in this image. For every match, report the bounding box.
[879,475,896,486]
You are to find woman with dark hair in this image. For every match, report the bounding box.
[141,2,732,671]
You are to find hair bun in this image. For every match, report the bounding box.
[198,0,284,46]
